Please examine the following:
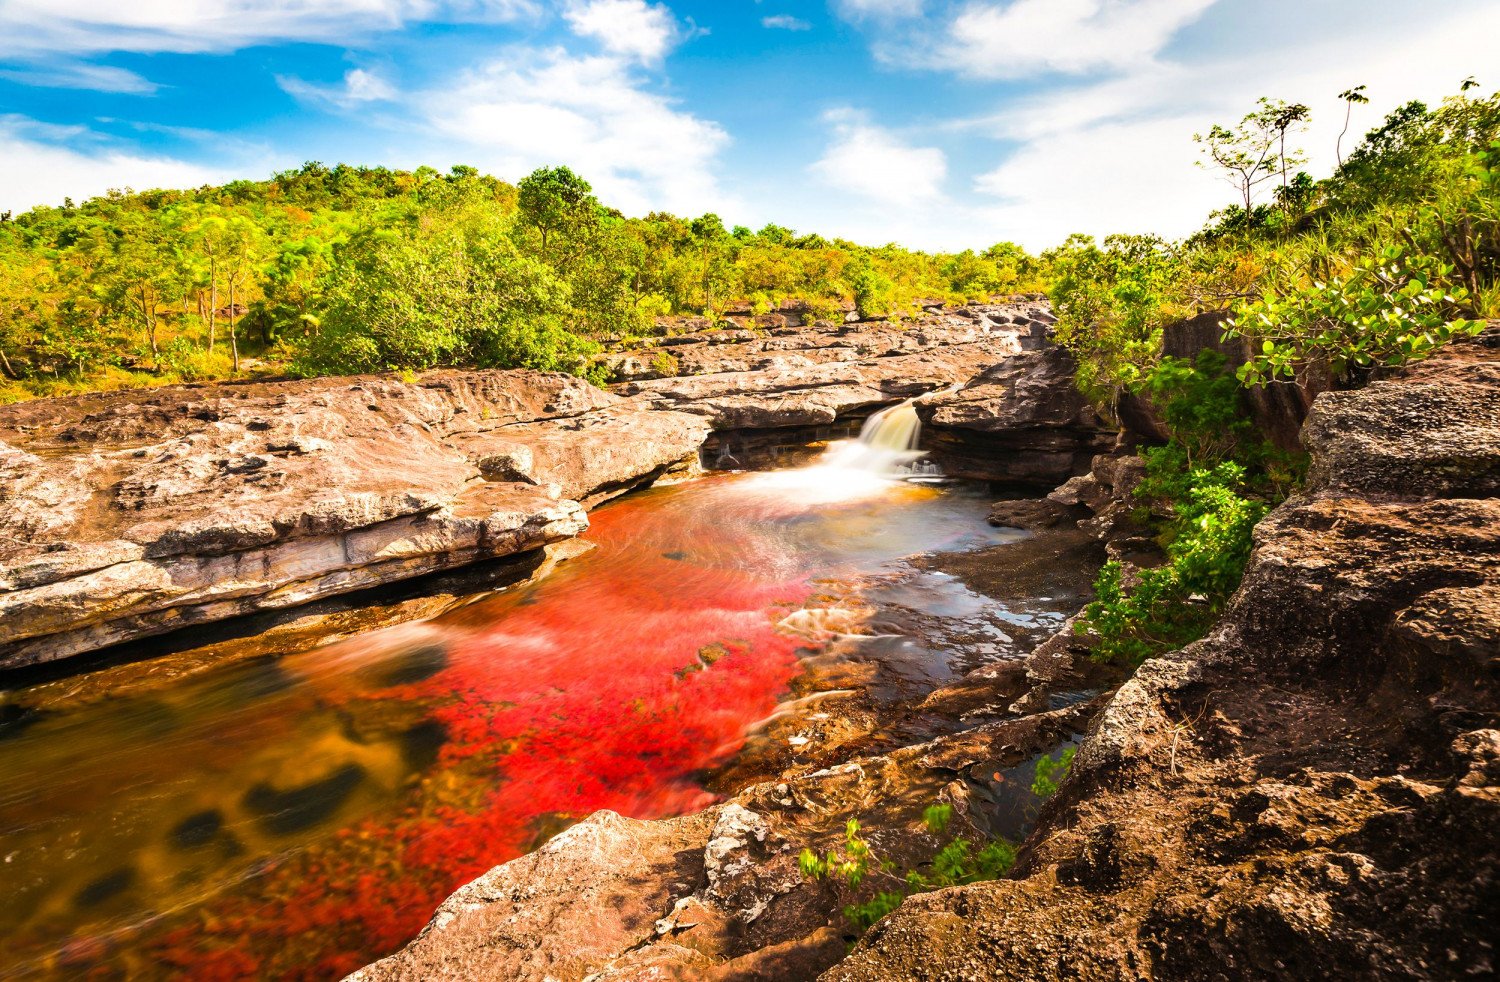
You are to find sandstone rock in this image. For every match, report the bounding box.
[0,371,688,668]
[828,350,1500,981]
[1303,359,1500,499]
[986,497,1080,530]
[349,708,1095,982]
[917,347,1114,488]
[347,809,718,982]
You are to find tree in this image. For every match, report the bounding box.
[516,166,596,261]
[688,213,734,316]
[1336,84,1370,166]
[295,215,597,378]
[1270,101,1311,190]
[108,214,175,365]
[1195,98,1306,212]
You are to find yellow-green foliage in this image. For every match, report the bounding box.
[798,804,1017,934]
[0,162,1046,400]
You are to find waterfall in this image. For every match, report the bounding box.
[860,400,921,453]
[820,397,930,476]
[738,394,943,503]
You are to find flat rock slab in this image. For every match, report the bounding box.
[0,371,687,669]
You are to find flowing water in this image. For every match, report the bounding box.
[0,423,1039,980]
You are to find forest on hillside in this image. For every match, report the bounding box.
[0,163,1042,400]
[0,85,1494,410]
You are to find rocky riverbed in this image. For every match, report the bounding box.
[354,335,1500,980]
[0,301,1084,670]
[5,306,1496,982]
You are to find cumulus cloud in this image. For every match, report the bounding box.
[422,46,732,216]
[0,116,233,213]
[0,0,539,56]
[762,15,812,30]
[278,68,399,109]
[563,0,687,64]
[810,109,947,205]
[906,0,1218,78]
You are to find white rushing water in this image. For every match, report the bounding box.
[741,396,943,504]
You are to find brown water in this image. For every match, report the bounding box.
[0,461,1028,980]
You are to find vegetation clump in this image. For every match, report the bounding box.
[0,164,1046,402]
[1061,84,1498,666]
[1031,747,1077,798]
[798,804,1016,934]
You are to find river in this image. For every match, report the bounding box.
[0,432,1056,979]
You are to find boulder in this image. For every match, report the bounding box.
[1118,310,1331,452]
[916,347,1114,488]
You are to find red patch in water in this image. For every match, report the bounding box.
[146,488,814,977]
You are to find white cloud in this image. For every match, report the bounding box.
[0,0,539,56]
[810,110,947,205]
[835,0,923,20]
[278,68,398,109]
[962,0,1500,248]
[762,14,812,30]
[909,0,1218,78]
[422,46,732,216]
[563,0,684,64]
[0,116,233,214]
[0,61,158,93]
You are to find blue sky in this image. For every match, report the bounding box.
[1,0,1497,249]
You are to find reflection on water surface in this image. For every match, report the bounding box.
[0,466,1016,979]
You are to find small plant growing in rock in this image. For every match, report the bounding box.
[649,350,680,378]
[1032,746,1077,798]
[798,804,1016,934]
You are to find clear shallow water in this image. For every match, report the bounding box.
[0,459,1017,980]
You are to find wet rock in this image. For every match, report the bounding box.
[371,642,450,688]
[243,762,367,836]
[74,866,136,907]
[829,348,1500,981]
[170,809,225,849]
[986,498,1080,530]
[398,719,448,774]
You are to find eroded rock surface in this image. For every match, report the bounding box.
[350,703,1096,982]
[916,346,1114,488]
[0,372,690,668]
[829,349,1500,981]
[3,300,1095,669]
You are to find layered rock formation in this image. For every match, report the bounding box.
[831,346,1500,980]
[1,301,1106,670]
[916,346,1115,489]
[0,371,692,669]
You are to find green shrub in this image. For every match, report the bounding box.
[1226,246,1485,387]
[1032,746,1077,798]
[1079,454,1268,666]
[798,804,1016,935]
